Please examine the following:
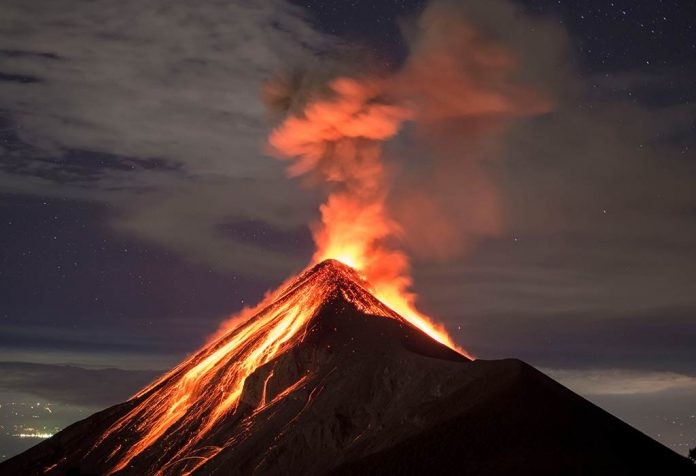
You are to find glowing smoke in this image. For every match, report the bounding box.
[265,1,550,348]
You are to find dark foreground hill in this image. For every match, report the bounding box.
[2,260,693,475]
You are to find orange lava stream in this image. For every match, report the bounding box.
[94,262,401,475]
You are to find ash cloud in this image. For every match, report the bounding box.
[390,0,556,260]
[0,0,327,276]
[544,367,696,396]
[0,362,160,407]
[265,0,553,279]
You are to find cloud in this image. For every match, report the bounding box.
[109,178,316,276]
[435,305,696,373]
[0,0,322,171]
[545,368,696,396]
[0,0,328,276]
[0,362,160,406]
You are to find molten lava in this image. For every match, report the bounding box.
[90,260,457,475]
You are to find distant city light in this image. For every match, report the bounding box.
[13,433,53,439]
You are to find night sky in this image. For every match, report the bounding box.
[1,0,695,460]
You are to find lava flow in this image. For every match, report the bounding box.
[89,259,452,475]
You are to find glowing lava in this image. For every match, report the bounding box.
[92,260,451,475]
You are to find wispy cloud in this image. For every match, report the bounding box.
[0,362,160,406]
[0,0,327,276]
[545,368,696,395]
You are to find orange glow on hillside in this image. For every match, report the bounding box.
[90,261,432,475]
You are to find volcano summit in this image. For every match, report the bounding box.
[2,260,693,475]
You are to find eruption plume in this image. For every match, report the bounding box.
[267,77,453,348]
[266,2,549,351]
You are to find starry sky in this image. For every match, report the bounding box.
[1,0,695,459]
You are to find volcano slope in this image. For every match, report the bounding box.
[2,260,693,475]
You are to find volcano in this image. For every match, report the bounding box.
[2,259,693,475]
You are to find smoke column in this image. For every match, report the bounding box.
[266,1,550,350]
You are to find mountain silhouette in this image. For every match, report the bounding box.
[2,260,693,475]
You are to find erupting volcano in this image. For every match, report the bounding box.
[87,259,465,475]
[3,7,693,474]
[2,259,693,475]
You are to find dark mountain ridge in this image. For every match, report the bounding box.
[2,260,693,475]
